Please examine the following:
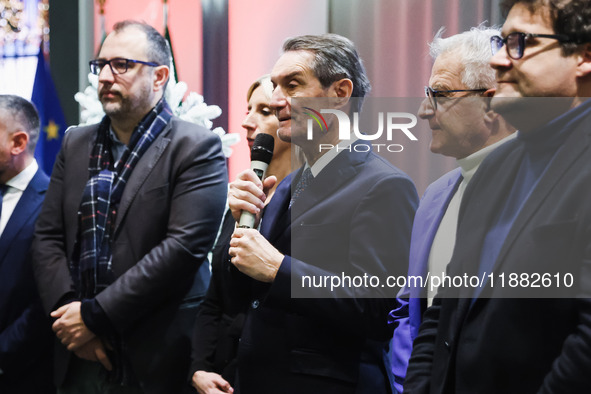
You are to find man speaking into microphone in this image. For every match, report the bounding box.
[227,34,418,393]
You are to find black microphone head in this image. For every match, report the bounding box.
[251,133,274,164]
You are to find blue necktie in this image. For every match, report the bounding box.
[289,168,313,208]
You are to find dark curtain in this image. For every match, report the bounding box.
[202,0,229,133]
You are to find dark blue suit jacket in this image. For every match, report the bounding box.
[405,103,591,393]
[388,169,461,391]
[237,145,418,394]
[0,168,54,393]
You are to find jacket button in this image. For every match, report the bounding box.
[251,300,259,309]
[444,340,451,349]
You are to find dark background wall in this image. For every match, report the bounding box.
[49,0,80,125]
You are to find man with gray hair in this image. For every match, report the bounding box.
[388,26,515,393]
[0,95,54,393]
[228,34,418,393]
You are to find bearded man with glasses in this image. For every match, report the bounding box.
[32,20,227,393]
[405,1,591,393]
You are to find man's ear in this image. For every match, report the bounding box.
[10,131,29,155]
[331,78,353,108]
[575,43,591,78]
[482,88,496,113]
[483,108,497,127]
[153,65,170,92]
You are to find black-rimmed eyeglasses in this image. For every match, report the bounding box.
[424,86,488,110]
[89,58,159,75]
[490,32,572,60]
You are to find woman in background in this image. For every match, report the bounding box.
[190,75,299,394]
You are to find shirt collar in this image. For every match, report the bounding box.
[457,133,517,184]
[109,125,124,145]
[308,137,358,178]
[5,160,38,192]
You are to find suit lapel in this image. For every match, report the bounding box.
[290,147,366,224]
[493,124,590,274]
[260,172,292,244]
[261,146,369,246]
[409,172,462,297]
[114,126,171,232]
[460,121,590,309]
[0,169,49,261]
[452,142,524,300]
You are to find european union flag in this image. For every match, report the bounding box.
[31,48,67,175]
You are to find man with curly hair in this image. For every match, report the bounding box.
[405,0,591,392]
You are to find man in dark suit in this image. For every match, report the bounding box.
[0,95,54,393]
[387,26,515,392]
[32,21,227,393]
[405,0,591,393]
[228,34,418,393]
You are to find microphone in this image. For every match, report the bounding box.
[238,133,274,228]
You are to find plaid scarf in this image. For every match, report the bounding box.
[71,99,172,384]
[73,98,172,296]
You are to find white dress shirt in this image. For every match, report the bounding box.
[426,134,516,305]
[309,138,357,177]
[0,160,38,236]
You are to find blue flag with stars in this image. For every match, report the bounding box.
[31,48,67,175]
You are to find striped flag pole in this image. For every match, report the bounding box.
[163,0,178,83]
[97,0,107,45]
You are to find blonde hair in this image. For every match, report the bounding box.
[246,74,273,101]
